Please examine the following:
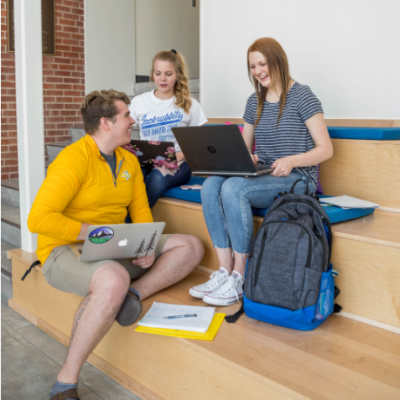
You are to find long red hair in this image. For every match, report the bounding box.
[247,38,292,127]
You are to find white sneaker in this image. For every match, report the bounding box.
[202,273,244,306]
[189,268,230,299]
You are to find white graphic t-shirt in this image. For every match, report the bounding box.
[129,90,208,152]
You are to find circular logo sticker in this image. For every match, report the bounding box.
[88,227,114,244]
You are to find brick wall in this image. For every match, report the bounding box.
[1,0,85,181]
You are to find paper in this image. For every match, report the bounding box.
[137,302,215,333]
[135,313,226,341]
[319,195,379,209]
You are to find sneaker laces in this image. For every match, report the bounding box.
[208,270,226,287]
[218,276,240,302]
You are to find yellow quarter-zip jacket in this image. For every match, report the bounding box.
[28,134,153,265]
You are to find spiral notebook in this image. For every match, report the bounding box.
[137,302,216,333]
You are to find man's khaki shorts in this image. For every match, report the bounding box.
[42,234,172,298]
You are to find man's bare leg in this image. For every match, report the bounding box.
[56,262,130,384]
[131,234,204,300]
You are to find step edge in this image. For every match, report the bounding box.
[1,268,12,279]
[1,182,19,190]
[46,141,72,148]
[332,231,400,249]
[338,311,400,334]
[1,217,21,229]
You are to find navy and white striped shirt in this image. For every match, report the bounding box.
[243,82,323,186]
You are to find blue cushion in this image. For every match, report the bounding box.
[206,124,400,141]
[328,127,400,140]
[162,177,375,224]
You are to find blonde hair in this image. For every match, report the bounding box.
[247,38,292,127]
[150,50,192,113]
[81,89,130,134]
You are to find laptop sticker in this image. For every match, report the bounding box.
[89,227,114,244]
[121,170,131,181]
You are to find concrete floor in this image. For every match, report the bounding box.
[1,295,143,400]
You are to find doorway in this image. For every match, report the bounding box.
[135,0,200,83]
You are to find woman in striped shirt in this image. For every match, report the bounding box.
[189,37,333,306]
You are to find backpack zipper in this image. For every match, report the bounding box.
[250,210,292,258]
[252,220,312,288]
[253,228,268,288]
[273,198,332,266]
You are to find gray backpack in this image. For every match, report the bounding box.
[227,179,339,330]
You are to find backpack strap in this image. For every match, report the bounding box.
[21,260,41,281]
[225,302,244,323]
[333,285,342,313]
[289,179,309,195]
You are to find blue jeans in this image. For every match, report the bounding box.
[125,162,191,223]
[201,172,316,254]
[143,161,191,208]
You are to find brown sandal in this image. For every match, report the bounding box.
[49,388,80,400]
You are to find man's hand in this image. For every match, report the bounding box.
[132,253,156,269]
[76,223,90,241]
[270,157,294,177]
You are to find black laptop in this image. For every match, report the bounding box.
[129,140,177,172]
[172,125,273,177]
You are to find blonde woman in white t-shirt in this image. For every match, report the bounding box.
[125,50,207,209]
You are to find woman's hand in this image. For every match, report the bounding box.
[132,253,156,269]
[176,151,185,162]
[250,153,259,164]
[270,157,294,177]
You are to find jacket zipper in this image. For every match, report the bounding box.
[252,220,312,289]
[107,158,124,187]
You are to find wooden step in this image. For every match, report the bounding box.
[8,248,400,400]
[319,139,400,211]
[1,203,21,248]
[1,179,20,208]
[153,198,400,329]
[1,240,15,298]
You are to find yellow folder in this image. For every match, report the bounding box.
[135,313,226,341]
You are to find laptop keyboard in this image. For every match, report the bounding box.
[255,164,272,171]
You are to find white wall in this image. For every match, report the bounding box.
[200,0,400,119]
[85,0,135,95]
[135,0,200,79]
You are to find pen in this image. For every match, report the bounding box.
[164,314,198,319]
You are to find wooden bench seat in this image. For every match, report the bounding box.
[152,198,400,329]
[319,139,400,211]
[8,248,400,400]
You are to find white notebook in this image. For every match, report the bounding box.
[320,195,379,209]
[137,302,216,333]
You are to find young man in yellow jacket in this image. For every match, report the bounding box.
[28,89,204,400]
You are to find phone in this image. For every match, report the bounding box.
[180,184,202,190]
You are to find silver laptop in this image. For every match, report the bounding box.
[172,125,273,177]
[70,222,166,262]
